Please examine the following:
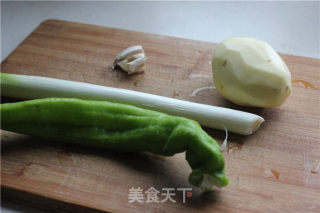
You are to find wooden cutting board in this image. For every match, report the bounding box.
[1,19,319,213]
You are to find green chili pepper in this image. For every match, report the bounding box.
[0,98,228,190]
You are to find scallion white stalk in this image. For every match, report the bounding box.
[1,73,264,135]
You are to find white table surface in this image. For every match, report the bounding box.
[1,1,319,213]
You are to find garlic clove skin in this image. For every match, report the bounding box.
[128,57,147,71]
[113,45,147,75]
[212,37,292,107]
[116,45,144,61]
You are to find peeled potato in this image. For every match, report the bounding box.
[212,37,292,107]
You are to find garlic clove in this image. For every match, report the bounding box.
[128,65,145,75]
[116,45,144,61]
[113,45,147,75]
[126,53,146,61]
[128,57,148,71]
[117,59,130,71]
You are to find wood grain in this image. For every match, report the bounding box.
[1,19,320,213]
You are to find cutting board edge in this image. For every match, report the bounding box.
[1,185,111,213]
